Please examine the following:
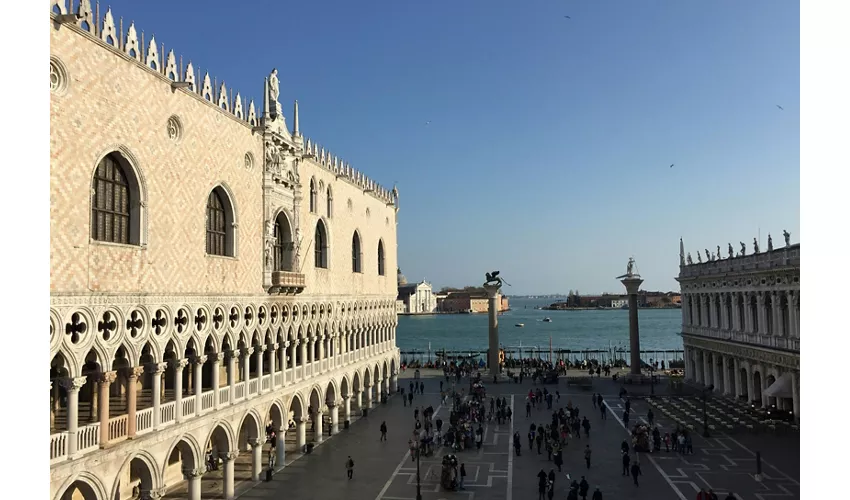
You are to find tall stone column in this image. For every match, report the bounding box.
[210,353,221,409]
[250,438,263,480]
[343,395,352,425]
[300,340,307,367]
[296,418,307,451]
[789,292,799,338]
[243,348,254,395]
[60,376,86,458]
[746,365,755,403]
[329,403,339,434]
[280,342,289,385]
[720,294,729,330]
[761,369,770,408]
[151,363,166,430]
[707,295,715,328]
[771,291,782,336]
[269,343,278,390]
[731,294,741,332]
[183,468,204,500]
[695,351,704,384]
[702,354,712,388]
[173,359,188,423]
[791,371,799,423]
[193,355,206,414]
[483,283,502,377]
[256,345,266,395]
[756,292,767,335]
[126,366,144,438]
[220,451,238,499]
[98,371,117,446]
[722,357,731,396]
[228,349,238,403]
[363,386,372,409]
[733,358,742,398]
[390,373,398,392]
[275,428,286,467]
[619,272,644,378]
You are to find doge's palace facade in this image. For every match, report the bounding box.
[677,236,800,423]
[49,2,400,499]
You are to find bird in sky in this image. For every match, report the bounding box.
[425,120,431,126]
[776,104,784,111]
[564,15,571,19]
[670,163,675,168]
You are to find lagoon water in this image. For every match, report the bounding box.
[396,297,684,354]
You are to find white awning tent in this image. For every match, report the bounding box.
[763,372,794,399]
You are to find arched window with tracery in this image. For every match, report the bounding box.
[274,212,294,271]
[92,153,142,244]
[352,231,362,273]
[309,179,317,213]
[206,186,235,256]
[314,220,328,268]
[377,240,385,276]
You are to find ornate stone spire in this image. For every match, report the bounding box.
[293,100,300,137]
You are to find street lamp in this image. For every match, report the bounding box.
[649,364,656,396]
[412,438,423,500]
[702,385,715,437]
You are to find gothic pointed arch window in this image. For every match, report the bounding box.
[377,239,385,276]
[309,178,317,213]
[206,186,236,256]
[314,220,328,268]
[352,231,362,273]
[326,186,333,218]
[91,152,144,245]
[274,212,294,271]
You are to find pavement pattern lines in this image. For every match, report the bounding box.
[375,396,514,500]
[603,397,800,500]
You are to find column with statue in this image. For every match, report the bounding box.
[483,271,509,377]
[617,258,644,379]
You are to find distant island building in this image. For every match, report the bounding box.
[677,237,799,423]
[396,269,437,314]
[544,291,681,310]
[436,288,510,313]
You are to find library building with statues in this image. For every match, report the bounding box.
[49,1,400,499]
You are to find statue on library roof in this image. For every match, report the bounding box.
[705,249,711,262]
[767,234,774,252]
[687,253,693,265]
[783,229,791,247]
[739,241,746,257]
[697,253,702,264]
[728,243,734,259]
[753,237,760,254]
[717,245,721,260]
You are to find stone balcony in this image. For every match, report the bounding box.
[682,324,800,353]
[270,271,306,295]
[679,244,800,279]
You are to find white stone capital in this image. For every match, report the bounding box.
[482,283,501,298]
[60,376,87,392]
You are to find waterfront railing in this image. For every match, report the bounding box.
[399,347,684,366]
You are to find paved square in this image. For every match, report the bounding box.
[231,372,799,500]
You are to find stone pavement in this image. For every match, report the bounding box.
[228,371,800,500]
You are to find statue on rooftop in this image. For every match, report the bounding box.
[687,253,693,265]
[728,243,734,259]
[705,249,711,262]
[783,229,791,247]
[767,234,774,252]
[753,237,760,254]
[485,271,510,287]
[697,253,702,263]
[717,245,722,260]
[739,242,746,257]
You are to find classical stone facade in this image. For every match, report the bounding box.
[677,237,799,422]
[49,2,400,499]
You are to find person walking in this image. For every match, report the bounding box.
[599,402,606,419]
[582,417,591,437]
[647,409,654,427]
[621,452,630,476]
[592,393,597,409]
[584,445,592,469]
[724,493,738,500]
[578,476,589,500]
[380,421,387,441]
[630,461,642,486]
[459,463,467,490]
[537,469,548,500]
[346,456,355,479]
[591,486,603,500]
[513,431,522,456]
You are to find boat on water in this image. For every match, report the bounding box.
[543,317,552,322]
[515,323,525,327]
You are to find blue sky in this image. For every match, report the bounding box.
[101,0,800,295]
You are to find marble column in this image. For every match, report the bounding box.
[620,275,644,377]
[761,369,770,408]
[329,403,339,434]
[789,292,799,338]
[193,355,206,414]
[228,349,238,403]
[256,345,266,395]
[269,343,278,390]
[483,283,502,376]
[708,295,715,328]
[390,374,398,392]
[771,291,782,337]
[733,358,742,399]
[275,427,286,467]
[173,359,188,423]
[746,366,755,404]
[343,395,351,424]
[243,348,254,396]
[702,353,711,388]
[355,390,362,411]
[732,294,741,332]
[210,353,221,409]
[98,371,117,445]
[693,350,702,384]
[313,410,324,443]
[183,468,204,500]
[126,366,144,438]
[220,451,238,499]
[791,371,799,423]
[250,438,263,480]
[756,292,767,335]
[280,342,289,385]
[60,376,86,457]
[151,363,166,430]
[721,357,731,396]
[712,356,721,392]
[300,340,307,368]
[296,418,307,451]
